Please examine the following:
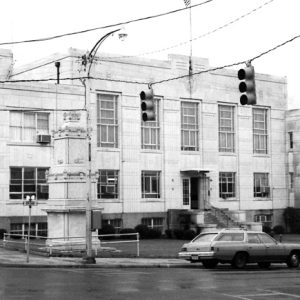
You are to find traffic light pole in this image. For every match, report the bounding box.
[81,29,123,264]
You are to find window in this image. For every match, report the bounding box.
[247,233,261,244]
[219,105,235,152]
[215,233,244,242]
[219,172,236,199]
[253,108,268,154]
[141,98,160,150]
[10,222,47,238]
[258,233,276,244]
[181,102,199,151]
[141,171,160,199]
[10,112,49,142]
[142,217,164,231]
[97,94,118,148]
[254,173,270,198]
[97,170,119,199]
[254,214,272,225]
[9,167,49,200]
[289,132,293,150]
[102,219,123,233]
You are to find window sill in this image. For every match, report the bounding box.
[97,199,122,203]
[96,148,120,152]
[219,152,236,156]
[181,151,200,155]
[7,200,48,204]
[253,198,272,201]
[141,199,162,202]
[141,149,162,154]
[219,198,238,202]
[253,154,270,158]
[7,142,52,147]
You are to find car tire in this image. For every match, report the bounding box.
[258,262,271,269]
[287,252,300,268]
[232,252,248,269]
[202,260,218,269]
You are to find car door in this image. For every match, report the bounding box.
[258,233,286,261]
[246,233,267,262]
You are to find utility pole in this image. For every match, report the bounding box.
[81,28,127,264]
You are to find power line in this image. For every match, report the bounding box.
[103,0,275,60]
[10,55,76,77]
[0,0,213,47]
[1,33,299,86]
[8,0,273,77]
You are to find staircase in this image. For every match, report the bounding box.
[204,206,241,228]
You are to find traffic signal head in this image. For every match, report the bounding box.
[238,65,256,105]
[140,88,155,122]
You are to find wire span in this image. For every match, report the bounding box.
[0,33,299,87]
[0,0,213,47]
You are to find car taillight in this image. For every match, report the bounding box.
[181,247,187,252]
[210,246,214,251]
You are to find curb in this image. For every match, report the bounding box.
[0,262,195,269]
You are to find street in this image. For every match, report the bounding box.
[1,266,300,300]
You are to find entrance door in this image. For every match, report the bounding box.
[190,177,199,209]
[182,177,199,209]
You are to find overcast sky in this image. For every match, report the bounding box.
[1,0,299,108]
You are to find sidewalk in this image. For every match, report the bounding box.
[0,246,191,268]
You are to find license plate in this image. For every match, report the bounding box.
[191,255,199,261]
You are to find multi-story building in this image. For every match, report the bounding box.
[1,47,289,235]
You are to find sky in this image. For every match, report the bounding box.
[1,0,299,108]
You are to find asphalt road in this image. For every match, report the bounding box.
[1,266,300,300]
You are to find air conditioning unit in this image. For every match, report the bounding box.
[36,134,51,144]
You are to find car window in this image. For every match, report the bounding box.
[247,233,261,244]
[193,233,218,243]
[258,233,276,244]
[215,233,244,242]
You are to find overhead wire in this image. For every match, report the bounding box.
[8,0,274,77]
[10,55,76,77]
[0,0,213,46]
[102,0,275,60]
[1,33,299,87]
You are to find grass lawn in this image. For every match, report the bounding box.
[99,238,185,258]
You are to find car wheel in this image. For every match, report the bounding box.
[287,252,300,268]
[232,252,248,269]
[258,262,271,269]
[202,260,218,269]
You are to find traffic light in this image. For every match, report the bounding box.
[238,64,256,105]
[140,88,155,121]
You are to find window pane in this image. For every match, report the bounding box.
[97,94,118,148]
[181,102,199,151]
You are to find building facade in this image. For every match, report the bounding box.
[1,47,289,235]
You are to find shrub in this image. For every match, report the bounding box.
[173,229,184,239]
[135,224,150,239]
[165,229,173,239]
[273,225,285,234]
[98,224,115,240]
[148,228,162,239]
[262,225,272,234]
[119,228,137,239]
[183,229,196,240]
[0,229,6,239]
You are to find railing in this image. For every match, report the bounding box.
[3,232,140,257]
[210,206,240,228]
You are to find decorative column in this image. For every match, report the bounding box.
[44,112,100,245]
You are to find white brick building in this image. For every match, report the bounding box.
[0,47,290,235]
